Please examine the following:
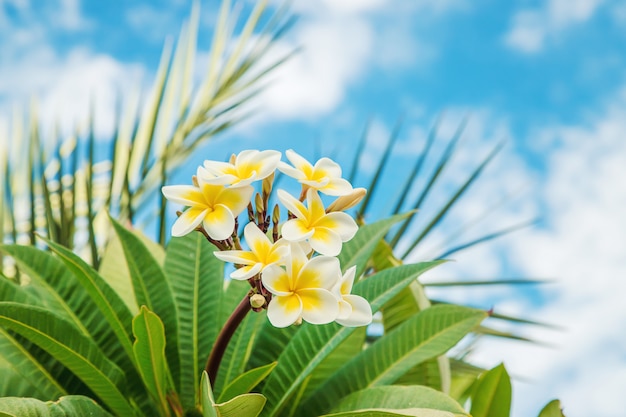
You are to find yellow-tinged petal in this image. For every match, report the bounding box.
[313,157,342,179]
[337,266,357,295]
[172,207,209,237]
[337,299,353,320]
[230,263,262,280]
[162,185,206,207]
[267,294,302,328]
[244,223,272,256]
[298,288,339,325]
[306,189,327,222]
[320,177,353,196]
[262,265,293,296]
[335,294,372,327]
[213,250,259,265]
[203,204,234,240]
[281,219,314,242]
[216,185,254,216]
[285,149,312,172]
[315,211,358,241]
[326,187,367,212]
[309,227,343,257]
[297,255,341,291]
[277,189,308,219]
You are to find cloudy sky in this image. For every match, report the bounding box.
[2,0,625,416]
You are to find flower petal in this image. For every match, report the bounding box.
[285,149,312,172]
[244,223,271,255]
[162,185,206,207]
[316,211,358,241]
[214,250,258,265]
[218,185,254,216]
[337,299,353,320]
[262,265,292,296]
[267,294,302,328]
[298,288,339,325]
[277,162,306,181]
[240,149,281,180]
[281,219,314,243]
[309,227,343,257]
[171,207,208,237]
[320,178,354,196]
[306,189,327,221]
[230,263,262,280]
[203,204,235,240]
[313,157,342,178]
[338,265,357,295]
[335,294,372,327]
[277,189,308,219]
[297,255,341,291]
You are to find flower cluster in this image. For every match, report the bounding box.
[162,149,371,328]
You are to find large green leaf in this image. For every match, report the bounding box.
[110,218,180,391]
[338,213,410,277]
[328,385,468,417]
[132,306,171,415]
[302,305,486,416]
[470,364,511,417]
[43,240,135,368]
[164,233,224,408]
[99,231,138,315]
[0,302,136,416]
[217,362,277,403]
[260,261,444,417]
[0,244,140,395]
[0,328,66,399]
[322,410,456,417]
[0,395,114,416]
[201,368,266,417]
[538,400,565,417]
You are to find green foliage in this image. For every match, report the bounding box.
[469,364,512,417]
[0,396,113,416]
[537,400,566,417]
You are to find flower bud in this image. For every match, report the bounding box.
[255,192,264,213]
[191,175,199,187]
[326,187,367,212]
[272,204,280,224]
[250,294,266,309]
[262,171,275,197]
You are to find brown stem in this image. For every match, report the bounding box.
[205,294,252,385]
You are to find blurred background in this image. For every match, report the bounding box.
[1,1,625,416]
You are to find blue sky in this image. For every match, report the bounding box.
[2,0,626,416]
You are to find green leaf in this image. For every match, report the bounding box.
[470,364,512,417]
[538,400,566,417]
[99,231,138,315]
[214,393,266,417]
[0,302,136,416]
[0,328,66,399]
[218,362,277,403]
[329,385,468,417]
[0,395,114,416]
[322,410,456,417]
[338,213,411,277]
[302,305,486,416]
[110,217,180,389]
[132,306,171,415]
[201,371,218,417]
[43,239,136,370]
[164,233,224,408]
[260,261,444,417]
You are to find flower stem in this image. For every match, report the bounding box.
[205,294,252,385]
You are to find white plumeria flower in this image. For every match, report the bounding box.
[213,222,288,280]
[201,150,281,188]
[277,188,358,257]
[262,244,340,328]
[162,169,253,240]
[277,149,353,196]
[333,266,372,327]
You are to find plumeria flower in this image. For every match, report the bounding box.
[262,244,340,328]
[162,168,253,240]
[201,150,281,188]
[333,266,372,327]
[278,188,358,257]
[278,149,353,196]
[214,222,288,280]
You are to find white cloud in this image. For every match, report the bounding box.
[253,0,468,122]
[505,0,606,53]
[452,86,626,417]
